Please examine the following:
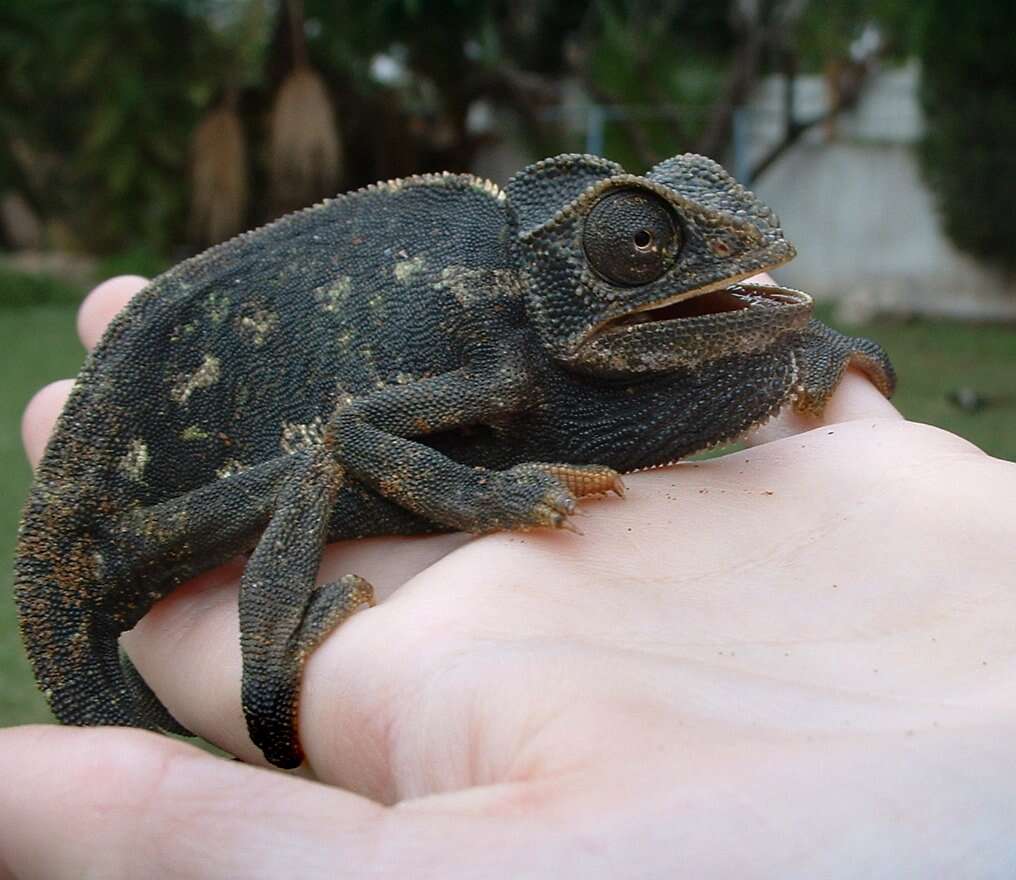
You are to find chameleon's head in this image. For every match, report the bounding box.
[506,153,813,375]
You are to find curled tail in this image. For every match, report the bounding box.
[15,442,288,736]
[14,496,183,733]
[15,561,142,728]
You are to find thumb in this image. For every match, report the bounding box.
[0,725,549,880]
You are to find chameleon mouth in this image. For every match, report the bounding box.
[574,281,813,375]
[606,280,812,330]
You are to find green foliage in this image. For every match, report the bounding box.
[0,0,976,266]
[577,0,732,163]
[794,0,925,70]
[0,0,261,255]
[0,0,760,254]
[96,244,171,282]
[918,0,1016,273]
[0,264,86,307]
[299,0,598,174]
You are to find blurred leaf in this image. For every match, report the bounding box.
[918,0,1016,273]
[0,264,86,307]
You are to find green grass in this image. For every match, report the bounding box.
[0,300,1014,727]
[0,265,85,308]
[823,306,1016,461]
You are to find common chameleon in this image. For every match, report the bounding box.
[15,153,895,768]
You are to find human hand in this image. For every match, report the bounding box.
[3,275,1015,878]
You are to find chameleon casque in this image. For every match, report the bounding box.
[15,153,894,769]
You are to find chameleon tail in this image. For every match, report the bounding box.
[14,506,150,730]
[14,574,144,729]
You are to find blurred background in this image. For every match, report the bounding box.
[1,0,1013,726]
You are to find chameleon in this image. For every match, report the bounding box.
[15,152,895,769]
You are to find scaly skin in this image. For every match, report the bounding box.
[15,153,894,768]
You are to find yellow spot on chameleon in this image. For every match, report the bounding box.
[216,458,249,479]
[205,291,230,324]
[280,416,326,455]
[239,309,279,346]
[169,322,197,343]
[118,439,149,481]
[394,255,425,283]
[171,354,221,404]
[181,425,210,441]
[314,276,353,312]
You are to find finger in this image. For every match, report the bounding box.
[21,380,74,469]
[121,530,471,770]
[77,275,148,350]
[0,725,543,880]
[0,726,377,880]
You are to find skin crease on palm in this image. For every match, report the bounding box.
[2,274,1015,879]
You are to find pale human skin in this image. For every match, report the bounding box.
[2,274,1015,878]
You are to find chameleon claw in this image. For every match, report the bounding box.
[558,518,584,536]
[611,476,626,497]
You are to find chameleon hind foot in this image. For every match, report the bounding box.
[238,452,361,768]
[296,575,375,662]
[242,572,374,769]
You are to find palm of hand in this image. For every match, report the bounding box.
[5,275,1014,878]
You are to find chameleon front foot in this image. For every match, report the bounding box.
[465,462,624,534]
[792,320,896,415]
[518,462,626,499]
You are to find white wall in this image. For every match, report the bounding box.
[747,63,1016,321]
[470,63,1016,321]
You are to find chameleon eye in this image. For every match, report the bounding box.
[583,188,680,286]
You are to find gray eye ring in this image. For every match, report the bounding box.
[583,189,680,286]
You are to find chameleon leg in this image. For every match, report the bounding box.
[239,452,374,769]
[117,454,294,570]
[792,319,896,415]
[12,455,286,731]
[104,455,297,732]
[333,415,584,532]
[328,371,623,532]
[15,454,299,737]
[122,451,373,763]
